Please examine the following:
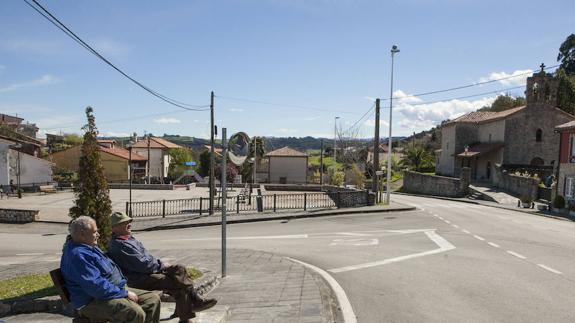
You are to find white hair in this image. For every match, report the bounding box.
[69,216,96,240]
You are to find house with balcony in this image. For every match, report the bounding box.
[130,136,183,181]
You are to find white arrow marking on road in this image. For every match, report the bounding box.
[336,232,371,237]
[329,238,379,246]
[328,230,455,273]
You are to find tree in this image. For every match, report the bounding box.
[197,150,211,177]
[556,67,575,115]
[558,34,575,76]
[401,145,434,172]
[168,148,195,180]
[215,162,238,183]
[480,94,526,112]
[69,107,112,249]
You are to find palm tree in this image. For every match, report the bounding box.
[401,145,434,172]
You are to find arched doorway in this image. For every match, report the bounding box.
[530,157,544,166]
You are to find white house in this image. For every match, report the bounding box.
[0,138,52,187]
[265,146,308,184]
[131,137,183,180]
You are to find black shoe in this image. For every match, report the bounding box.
[191,298,217,312]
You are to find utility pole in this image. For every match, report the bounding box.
[320,139,324,186]
[252,137,257,185]
[209,91,215,215]
[373,98,380,202]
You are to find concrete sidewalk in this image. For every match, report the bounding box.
[2,249,342,323]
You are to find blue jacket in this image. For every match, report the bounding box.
[107,234,164,284]
[61,242,128,309]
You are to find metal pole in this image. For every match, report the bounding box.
[147,134,150,184]
[210,91,215,215]
[17,150,21,199]
[373,98,380,202]
[320,139,324,186]
[385,45,399,205]
[333,116,339,184]
[129,147,132,216]
[221,127,227,277]
[253,137,257,185]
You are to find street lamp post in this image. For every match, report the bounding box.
[9,143,22,198]
[127,142,133,216]
[333,116,340,184]
[385,45,400,205]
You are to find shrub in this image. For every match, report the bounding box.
[554,195,566,209]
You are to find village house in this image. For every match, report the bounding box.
[50,139,147,182]
[0,137,52,188]
[554,121,575,200]
[265,146,308,184]
[130,136,183,181]
[436,66,575,181]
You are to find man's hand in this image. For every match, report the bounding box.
[127,291,139,302]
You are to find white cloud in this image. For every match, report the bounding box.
[478,69,532,86]
[394,96,497,131]
[100,131,131,137]
[0,74,59,93]
[154,117,181,124]
[393,90,423,104]
[278,128,299,134]
[228,108,245,112]
[363,119,390,128]
[304,116,319,121]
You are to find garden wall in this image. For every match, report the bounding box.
[402,168,470,198]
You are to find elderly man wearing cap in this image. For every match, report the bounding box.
[107,212,216,323]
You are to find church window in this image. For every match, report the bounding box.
[536,129,542,142]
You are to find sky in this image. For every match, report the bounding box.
[1,0,574,140]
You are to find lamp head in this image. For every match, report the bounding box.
[391,45,400,54]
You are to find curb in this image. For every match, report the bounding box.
[393,192,575,222]
[136,206,417,232]
[0,270,219,318]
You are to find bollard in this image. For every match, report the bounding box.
[256,190,263,212]
[304,193,307,211]
[236,196,240,214]
[162,199,166,218]
[273,194,277,212]
[200,197,203,216]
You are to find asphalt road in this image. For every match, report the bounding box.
[2,194,575,322]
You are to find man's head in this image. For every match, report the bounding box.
[69,216,99,246]
[111,212,133,236]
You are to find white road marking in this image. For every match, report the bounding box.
[16,253,45,256]
[328,230,456,273]
[452,224,459,228]
[537,264,562,275]
[487,242,500,248]
[330,238,379,246]
[473,235,485,241]
[336,232,371,237]
[287,257,357,323]
[162,234,309,242]
[438,216,444,220]
[462,229,471,234]
[445,220,451,224]
[506,250,527,259]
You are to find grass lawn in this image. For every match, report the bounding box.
[0,267,203,302]
[308,155,344,171]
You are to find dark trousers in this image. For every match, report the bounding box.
[129,264,196,321]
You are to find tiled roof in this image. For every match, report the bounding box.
[445,106,525,125]
[367,144,389,153]
[203,145,223,155]
[99,146,147,161]
[556,120,575,131]
[131,137,182,149]
[265,146,308,157]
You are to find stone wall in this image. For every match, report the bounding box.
[0,208,39,223]
[492,165,539,199]
[402,168,470,198]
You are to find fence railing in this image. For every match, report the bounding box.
[127,191,370,218]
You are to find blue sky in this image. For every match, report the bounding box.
[1,0,573,139]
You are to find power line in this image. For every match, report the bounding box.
[216,95,360,115]
[380,64,559,103]
[23,0,209,111]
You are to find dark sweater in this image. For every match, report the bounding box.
[107,233,164,285]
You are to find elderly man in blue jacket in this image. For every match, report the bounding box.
[61,216,161,323]
[107,212,216,323]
